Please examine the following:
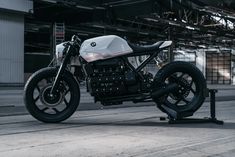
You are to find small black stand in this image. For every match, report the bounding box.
[161,89,224,125]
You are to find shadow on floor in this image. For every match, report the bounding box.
[60,116,235,130]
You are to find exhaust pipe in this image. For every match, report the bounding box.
[151,83,178,99]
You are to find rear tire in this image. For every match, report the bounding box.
[152,61,207,119]
[24,67,80,123]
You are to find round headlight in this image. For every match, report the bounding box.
[55,42,66,64]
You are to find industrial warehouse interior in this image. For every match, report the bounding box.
[0,0,235,156]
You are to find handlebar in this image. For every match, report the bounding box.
[71,35,82,44]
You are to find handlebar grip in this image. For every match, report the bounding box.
[71,35,81,43]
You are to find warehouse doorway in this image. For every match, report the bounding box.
[206,51,231,84]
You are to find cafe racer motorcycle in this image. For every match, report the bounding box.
[24,35,207,123]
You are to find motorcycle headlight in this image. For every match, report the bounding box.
[55,42,66,64]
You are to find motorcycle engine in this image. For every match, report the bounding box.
[85,59,129,98]
[84,58,154,101]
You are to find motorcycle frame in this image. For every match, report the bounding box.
[99,49,161,103]
[84,49,164,104]
[51,41,168,104]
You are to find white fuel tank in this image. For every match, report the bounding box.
[80,35,133,62]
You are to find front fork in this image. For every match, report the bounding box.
[50,46,72,94]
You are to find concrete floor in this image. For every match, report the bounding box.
[0,101,234,157]
[1,86,235,117]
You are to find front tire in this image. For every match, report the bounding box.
[24,67,80,123]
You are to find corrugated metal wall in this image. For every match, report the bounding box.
[0,0,33,13]
[0,12,24,84]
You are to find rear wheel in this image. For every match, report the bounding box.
[152,61,207,119]
[24,67,80,123]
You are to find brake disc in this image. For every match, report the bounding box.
[169,77,191,100]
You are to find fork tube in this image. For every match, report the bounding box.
[50,46,71,94]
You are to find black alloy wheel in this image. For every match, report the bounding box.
[24,67,80,123]
[152,61,207,119]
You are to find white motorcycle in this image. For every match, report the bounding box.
[24,35,207,123]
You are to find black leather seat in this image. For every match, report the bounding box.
[128,41,164,53]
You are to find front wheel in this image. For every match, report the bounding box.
[152,61,207,119]
[24,67,80,123]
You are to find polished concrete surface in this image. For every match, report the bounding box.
[1,85,235,117]
[0,100,234,157]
